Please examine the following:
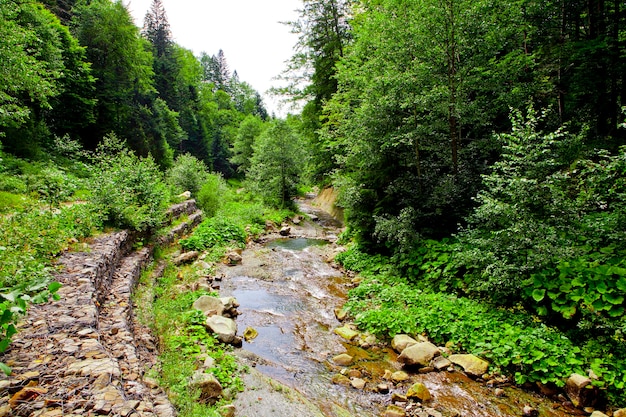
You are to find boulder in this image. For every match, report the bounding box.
[448,354,489,377]
[220,297,239,310]
[279,226,291,236]
[614,409,626,417]
[565,373,598,408]
[334,326,359,341]
[350,378,366,390]
[206,316,237,344]
[391,334,419,353]
[193,295,224,317]
[406,382,431,402]
[332,353,354,366]
[223,252,242,265]
[219,404,236,417]
[189,370,223,404]
[397,342,440,367]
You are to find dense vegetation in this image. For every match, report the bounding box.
[2,0,626,410]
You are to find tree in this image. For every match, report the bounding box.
[142,0,172,58]
[230,115,265,173]
[247,119,306,208]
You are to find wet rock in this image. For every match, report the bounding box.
[448,354,489,377]
[398,342,440,367]
[206,316,238,344]
[350,378,366,390]
[565,373,598,408]
[391,334,419,353]
[334,308,348,321]
[332,353,354,366]
[391,370,410,383]
[522,405,538,417]
[279,226,291,236]
[384,404,406,417]
[391,392,408,403]
[189,370,223,404]
[331,374,351,386]
[406,382,431,402]
[431,356,451,371]
[376,383,390,393]
[590,412,609,417]
[193,295,225,317]
[418,366,435,374]
[334,325,359,341]
[243,327,258,342]
[173,251,200,265]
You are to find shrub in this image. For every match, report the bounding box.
[166,154,209,197]
[179,217,246,252]
[196,173,225,217]
[89,134,169,231]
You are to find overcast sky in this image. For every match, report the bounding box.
[125,0,302,115]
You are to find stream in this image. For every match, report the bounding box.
[218,199,582,417]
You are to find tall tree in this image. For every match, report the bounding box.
[142,0,172,58]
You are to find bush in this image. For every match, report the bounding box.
[166,154,209,197]
[179,217,246,252]
[196,173,225,217]
[89,134,169,231]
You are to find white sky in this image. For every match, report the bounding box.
[126,0,302,115]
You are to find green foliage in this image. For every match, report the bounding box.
[89,134,169,231]
[166,154,209,196]
[196,174,225,217]
[179,217,246,252]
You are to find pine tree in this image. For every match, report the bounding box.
[142,0,172,57]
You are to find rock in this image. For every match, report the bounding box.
[265,220,276,231]
[522,406,538,417]
[397,342,440,367]
[391,392,408,402]
[65,358,120,377]
[193,295,225,317]
[391,334,419,353]
[334,308,348,321]
[431,355,452,371]
[376,383,390,393]
[565,373,598,408]
[189,370,223,404]
[391,370,410,383]
[9,382,47,408]
[535,381,559,396]
[173,251,200,265]
[494,388,505,397]
[223,252,242,265]
[333,326,359,341]
[614,409,626,417]
[220,296,239,310]
[406,382,431,402]
[206,315,238,344]
[204,356,216,368]
[332,353,354,366]
[419,366,435,374]
[590,412,609,417]
[219,404,236,417]
[350,378,366,390]
[243,327,258,342]
[0,405,10,417]
[292,215,302,225]
[177,191,192,200]
[331,374,351,386]
[384,405,406,417]
[279,226,291,236]
[448,354,489,377]
[347,369,362,378]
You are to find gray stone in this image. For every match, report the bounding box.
[189,370,223,404]
[350,377,366,390]
[431,355,452,371]
[220,297,239,310]
[193,295,224,317]
[448,354,489,377]
[391,334,419,353]
[173,251,200,265]
[206,316,238,344]
[397,342,440,367]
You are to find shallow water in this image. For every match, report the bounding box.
[219,204,581,417]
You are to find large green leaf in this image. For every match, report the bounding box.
[532,288,546,302]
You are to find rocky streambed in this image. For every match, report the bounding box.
[215,199,605,417]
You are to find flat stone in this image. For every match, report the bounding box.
[331,374,351,386]
[333,326,359,341]
[391,370,410,382]
[398,342,440,367]
[431,356,452,371]
[391,334,419,353]
[332,353,354,366]
[173,251,200,265]
[193,295,224,317]
[384,404,406,417]
[350,378,366,390]
[65,359,120,377]
[406,382,431,402]
[449,354,489,377]
[334,308,348,321]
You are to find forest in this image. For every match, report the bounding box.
[1,0,626,413]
